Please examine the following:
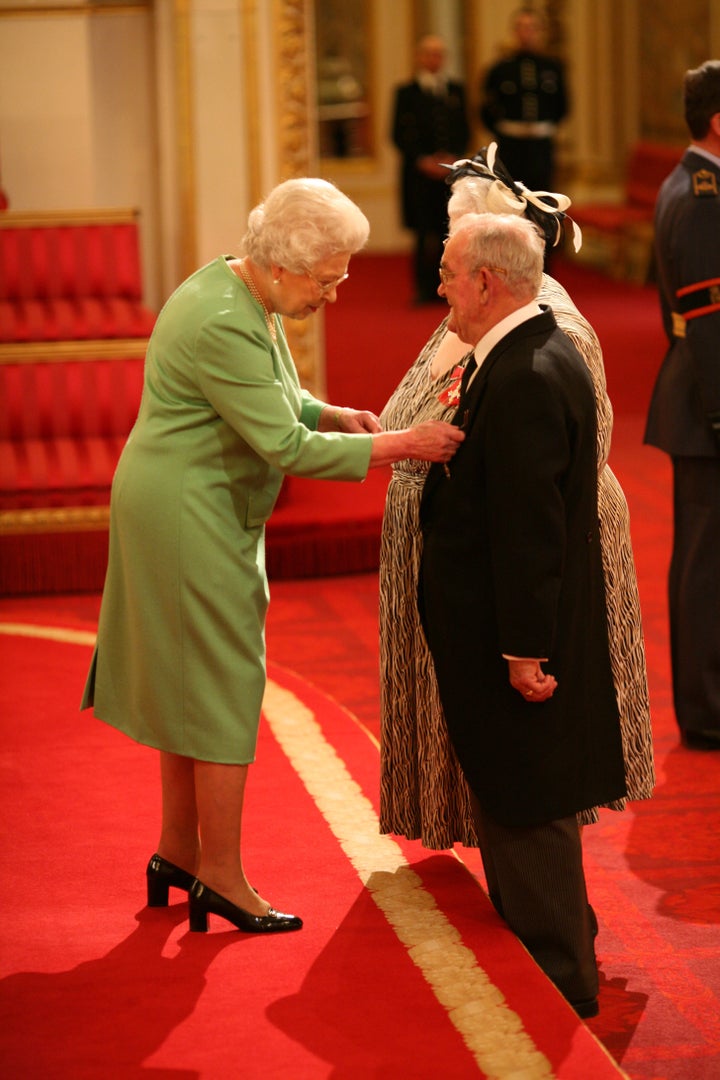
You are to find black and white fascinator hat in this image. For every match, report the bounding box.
[443,143,582,253]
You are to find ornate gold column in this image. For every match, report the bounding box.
[271,0,325,397]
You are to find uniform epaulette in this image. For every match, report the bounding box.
[692,169,719,196]
[675,277,720,320]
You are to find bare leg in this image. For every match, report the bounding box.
[194,760,269,916]
[157,751,200,875]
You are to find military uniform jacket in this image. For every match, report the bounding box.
[419,309,626,828]
[480,50,567,132]
[645,149,720,457]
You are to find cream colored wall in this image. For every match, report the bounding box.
[0,14,96,208]
[189,0,251,263]
[0,7,162,304]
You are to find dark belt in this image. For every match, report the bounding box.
[675,277,720,321]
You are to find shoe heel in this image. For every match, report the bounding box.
[147,877,170,908]
[188,899,208,933]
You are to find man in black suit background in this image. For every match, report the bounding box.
[644,60,720,750]
[391,35,470,305]
[419,212,626,1017]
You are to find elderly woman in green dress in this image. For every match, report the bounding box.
[82,177,463,935]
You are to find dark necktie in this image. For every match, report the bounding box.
[458,354,477,400]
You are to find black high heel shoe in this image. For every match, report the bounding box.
[146,853,196,907]
[188,879,303,934]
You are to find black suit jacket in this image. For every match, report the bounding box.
[391,79,469,230]
[419,309,626,827]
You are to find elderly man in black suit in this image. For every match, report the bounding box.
[418,212,627,1018]
[392,35,470,305]
[645,60,720,751]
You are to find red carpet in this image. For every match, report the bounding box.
[0,621,622,1078]
[266,418,720,1080]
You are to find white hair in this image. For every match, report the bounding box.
[452,213,544,300]
[242,178,370,270]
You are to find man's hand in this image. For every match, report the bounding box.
[508,658,557,702]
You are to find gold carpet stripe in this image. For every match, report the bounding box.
[0,622,97,646]
[263,679,554,1080]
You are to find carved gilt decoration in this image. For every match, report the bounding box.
[273,0,323,395]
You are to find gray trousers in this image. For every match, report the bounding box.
[470,794,598,1005]
[670,456,720,736]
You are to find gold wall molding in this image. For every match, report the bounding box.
[0,207,139,227]
[0,506,110,535]
[0,4,150,16]
[173,0,197,281]
[272,0,323,395]
[273,0,317,179]
[241,0,263,209]
[0,340,147,363]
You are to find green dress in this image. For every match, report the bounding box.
[82,256,372,763]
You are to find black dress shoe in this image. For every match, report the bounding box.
[681,728,720,750]
[188,879,303,934]
[146,853,196,907]
[571,997,599,1019]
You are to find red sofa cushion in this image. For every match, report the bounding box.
[0,297,156,342]
[0,434,129,510]
[0,212,156,343]
[0,353,144,510]
[0,356,144,441]
[0,221,144,300]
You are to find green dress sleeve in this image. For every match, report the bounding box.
[194,294,372,482]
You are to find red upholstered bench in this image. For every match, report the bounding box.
[0,341,146,594]
[0,208,156,342]
[0,208,156,592]
[571,141,683,279]
[0,342,145,511]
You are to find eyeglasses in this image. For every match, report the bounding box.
[438,263,507,284]
[305,270,350,295]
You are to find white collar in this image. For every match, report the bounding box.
[472,301,543,371]
[417,70,447,94]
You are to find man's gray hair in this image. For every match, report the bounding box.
[452,212,544,299]
[242,178,370,271]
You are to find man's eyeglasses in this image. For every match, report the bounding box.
[438,263,507,285]
[305,270,350,295]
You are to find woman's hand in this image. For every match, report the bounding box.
[368,421,464,468]
[338,408,382,434]
[319,406,382,434]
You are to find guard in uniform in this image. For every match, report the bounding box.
[479,9,567,193]
[645,60,720,750]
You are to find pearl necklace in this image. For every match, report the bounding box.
[238,259,277,342]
